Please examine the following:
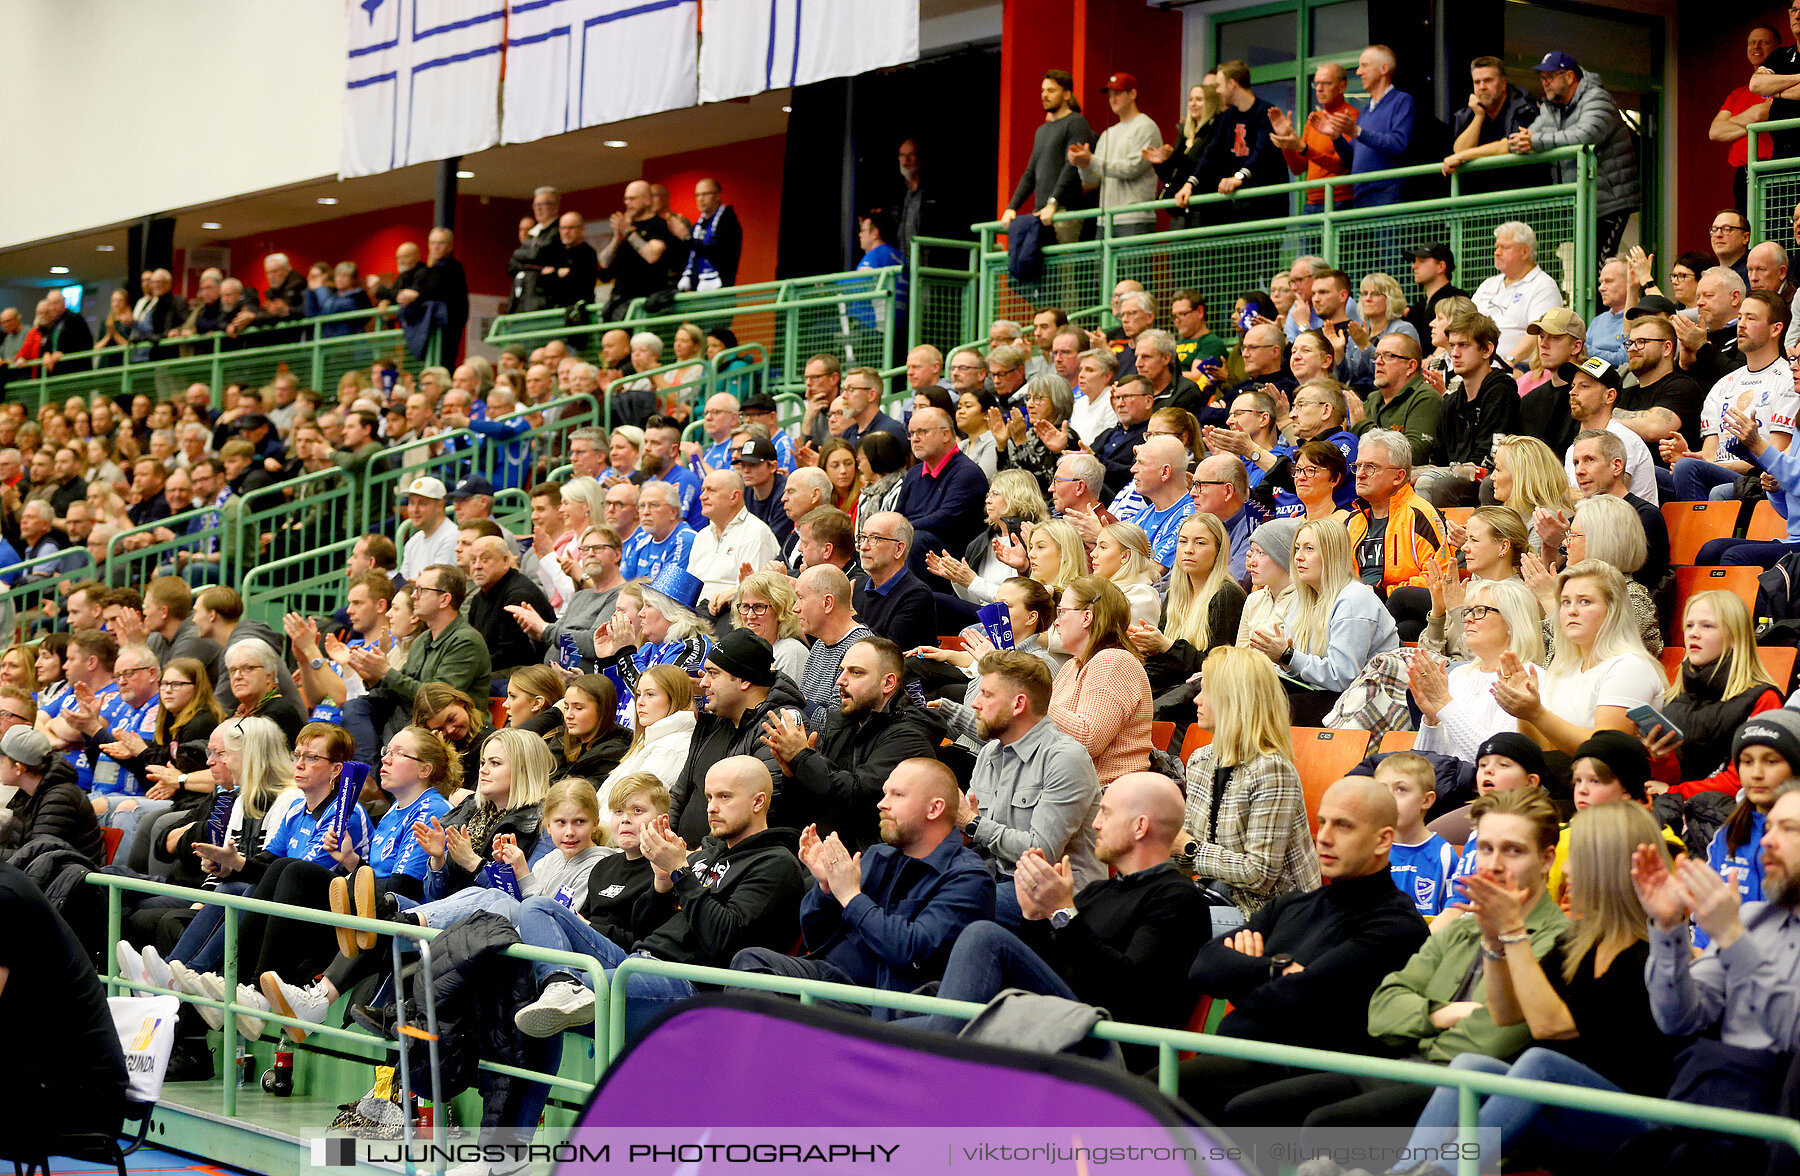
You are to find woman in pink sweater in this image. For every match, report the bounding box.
[1048,575,1154,787]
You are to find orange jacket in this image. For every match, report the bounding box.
[1281,101,1359,207]
[1346,481,1444,594]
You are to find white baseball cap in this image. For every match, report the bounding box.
[402,476,447,500]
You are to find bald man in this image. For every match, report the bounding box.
[465,533,554,673]
[730,758,994,1014]
[1118,433,1196,572]
[891,406,988,579]
[912,772,1209,1040]
[598,180,680,310]
[1178,775,1429,1120]
[514,755,808,1039]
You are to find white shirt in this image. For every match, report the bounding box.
[685,507,781,606]
[1538,652,1662,729]
[1070,388,1119,443]
[1565,416,1658,503]
[1472,266,1563,360]
[399,515,458,581]
[1700,356,1799,465]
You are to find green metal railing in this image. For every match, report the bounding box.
[484,268,900,395]
[0,545,96,639]
[955,147,1596,346]
[1747,117,1800,254]
[609,956,1800,1176]
[910,236,982,356]
[241,535,363,632]
[6,304,437,414]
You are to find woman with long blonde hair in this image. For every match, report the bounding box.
[1399,801,1672,1173]
[933,468,1050,613]
[1494,560,1665,755]
[600,664,698,803]
[1421,505,1529,660]
[1090,522,1161,626]
[733,570,809,682]
[1491,436,1575,553]
[1178,646,1318,921]
[1654,590,1784,797]
[1132,512,1245,695]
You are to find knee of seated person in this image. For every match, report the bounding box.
[729,946,778,972]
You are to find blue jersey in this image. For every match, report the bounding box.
[1121,496,1195,570]
[367,788,453,881]
[1453,829,1480,883]
[1696,811,1767,950]
[621,524,697,581]
[701,437,735,472]
[264,792,374,868]
[94,694,160,796]
[1389,834,1457,917]
[1320,429,1360,508]
[652,466,705,529]
[46,684,134,793]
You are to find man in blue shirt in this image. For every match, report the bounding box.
[730,758,993,1017]
[640,416,704,529]
[1115,435,1195,574]
[41,630,135,793]
[852,210,908,332]
[620,482,696,582]
[1328,44,1416,207]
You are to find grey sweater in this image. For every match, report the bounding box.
[1076,112,1160,223]
[521,844,614,909]
[1009,112,1095,214]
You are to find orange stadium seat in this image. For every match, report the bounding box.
[1670,566,1759,641]
[1662,501,1738,566]
[1180,724,1213,767]
[1439,507,1475,533]
[1151,720,1175,754]
[1746,500,1787,543]
[1377,731,1417,755]
[1292,727,1372,834]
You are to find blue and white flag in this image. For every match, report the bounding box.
[503,0,700,146]
[343,0,505,178]
[699,0,917,104]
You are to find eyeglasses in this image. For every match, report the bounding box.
[1372,351,1411,363]
[118,665,158,679]
[1190,479,1231,490]
[1711,224,1749,234]
[225,665,260,677]
[382,744,427,765]
[205,748,229,763]
[1113,390,1153,402]
[415,584,449,597]
[856,533,903,547]
[1241,343,1278,352]
[736,601,772,617]
[1464,605,1499,621]
[159,679,194,689]
[1056,605,1090,617]
[1292,464,1325,478]
[1350,462,1396,475]
[293,751,334,767]
[905,426,947,437]
[1292,398,1329,410]
[0,709,29,723]
[1624,338,1664,351]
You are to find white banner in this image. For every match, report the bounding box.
[502,0,700,145]
[699,0,918,104]
[343,0,505,179]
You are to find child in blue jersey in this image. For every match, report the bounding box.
[1693,711,1800,949]
[1450,733,1546,887]
[1378,752,1456,918]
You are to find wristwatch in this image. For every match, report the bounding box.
[177,773,188,788]
[963,816,981,839]
[309,657,325,671]
[668,867,688,887]
[1268,953,1296,981]
[1249,446,1263,463]
[1050,908,1077,930]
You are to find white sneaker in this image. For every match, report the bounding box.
[513,980,594,1037]
[140,945,174,992]
[261,972,329,1042]
[192,971,227,1032]
[115,942,148,989]
[235,982,271,1040]
[446,1156,528,1176]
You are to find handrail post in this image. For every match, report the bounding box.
[1321,183,1336,261]
[105,886,123,996]
[1156,1042,1177,1098]
[221,906,239,1120]
[393,932,417,1174]
[1456,1084,1480,1176]
[1751,125,1765,244]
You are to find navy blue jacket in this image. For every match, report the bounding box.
[798,833,996,995]
[853,568,938,653]
[892,449,986,554]
[1091,419,1147,499]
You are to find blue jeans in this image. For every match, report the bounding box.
[1672,456,1742,502]
[101,797,176,854]
[1404,1048,1651,1171]
[169,881,256,973]
[1694,536,1800,568]
[910,921,1076,1035]
[512,895,697,1039]
[413,886,520,929]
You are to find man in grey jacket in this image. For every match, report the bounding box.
[1511,52,1639,256]
[1001,70,1094,246]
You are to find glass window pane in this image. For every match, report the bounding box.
[1218,13,1297,69]
[1309,1,1368,59]
[1507,9,1653,79]
[1251,80,1297,120]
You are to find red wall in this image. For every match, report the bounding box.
[995,0,1184,215]
[1675,4,1790,249]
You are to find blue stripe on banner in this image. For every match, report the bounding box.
[347,70,400,90]
[350,38,399,59]
[413,5,505,41]
[348,0,401,58]
[788,0,802,91]
[509,25,568,48]
[577,0,691,123]
[763,0,778,92]
[407,42,504,165]
[509,0,564,13]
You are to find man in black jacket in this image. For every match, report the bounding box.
[676,178,742,291]
[551,212,600,309]
[760,637,941,849]
[1177,775,1429,1121]
[0,726,102,866]
[513,756,807,1038]
[667,630,807,845]
[911,772,1208,1038]
[465,535,553,675]
[508,187,565,313]
[400,228,470,359]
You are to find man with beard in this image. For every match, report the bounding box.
[729,756,993,1014]
[758,637,941,850]
[509,525,627,674]
[639,415,704,528]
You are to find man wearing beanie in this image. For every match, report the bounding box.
[666,629,807,845]
[0,726,103,866]
[1239,518,1300,642]
[1434,731,1546,879]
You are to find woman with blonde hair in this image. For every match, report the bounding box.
[1400,801,1673,1173]
[666,322,707,393]
[1491,436,1575,553]
[1149,79,1222,229]
[1247,518,1399,722]
[599,664,698,802]
[1132,512,1246,690]
[1530,492,1662,656]
[505,663,569,736]
[418,726,554,901]
[1178,646,1320,922]
[1652,590,1784,797]
[1090,522,1160,626]
[733,570,809,682]
[1420,505,1530,660]
[993,517,1088,608]
[414,680,489,789]
[1047,576,1152,786]
[1338,271,1420,386]
[1494,560,1665,755]
[1413,578,1547,764]
[0,644,36,692]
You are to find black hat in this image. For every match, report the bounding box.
[733,436,780,465]
[1562,356,1622,391]
[706,628,776,688]
[1626,295,1680,320]
[1476,732,1547,781]
[448,474,495,501]
[1573,730,1650,801]
[741,393,779,415]
[1404,242,1454,268]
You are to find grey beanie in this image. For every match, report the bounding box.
[1249,518,1301,571]
[1733,709,1800,772]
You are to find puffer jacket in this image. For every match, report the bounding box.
[403,910,549,1135]
[1,757,103,865]
[1345,481,1444,597]
[1527,70,1639,218]
[667,673,808,845]
[424,798,544,900]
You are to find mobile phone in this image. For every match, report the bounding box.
[1626,704,1683,742]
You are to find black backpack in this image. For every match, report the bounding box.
[1756,551,1800,646]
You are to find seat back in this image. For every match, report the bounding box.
[1670,566,1760,642]
[1151,720,1175,754]
[1746,499,1788,543]
[1291,727,1372,834]
[100,826,124,865]
[1377,730,1418,755]
[1662,501,1739,566]
[1180,724,1213,768]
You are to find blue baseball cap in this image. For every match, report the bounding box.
[1534,51,1579,72]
